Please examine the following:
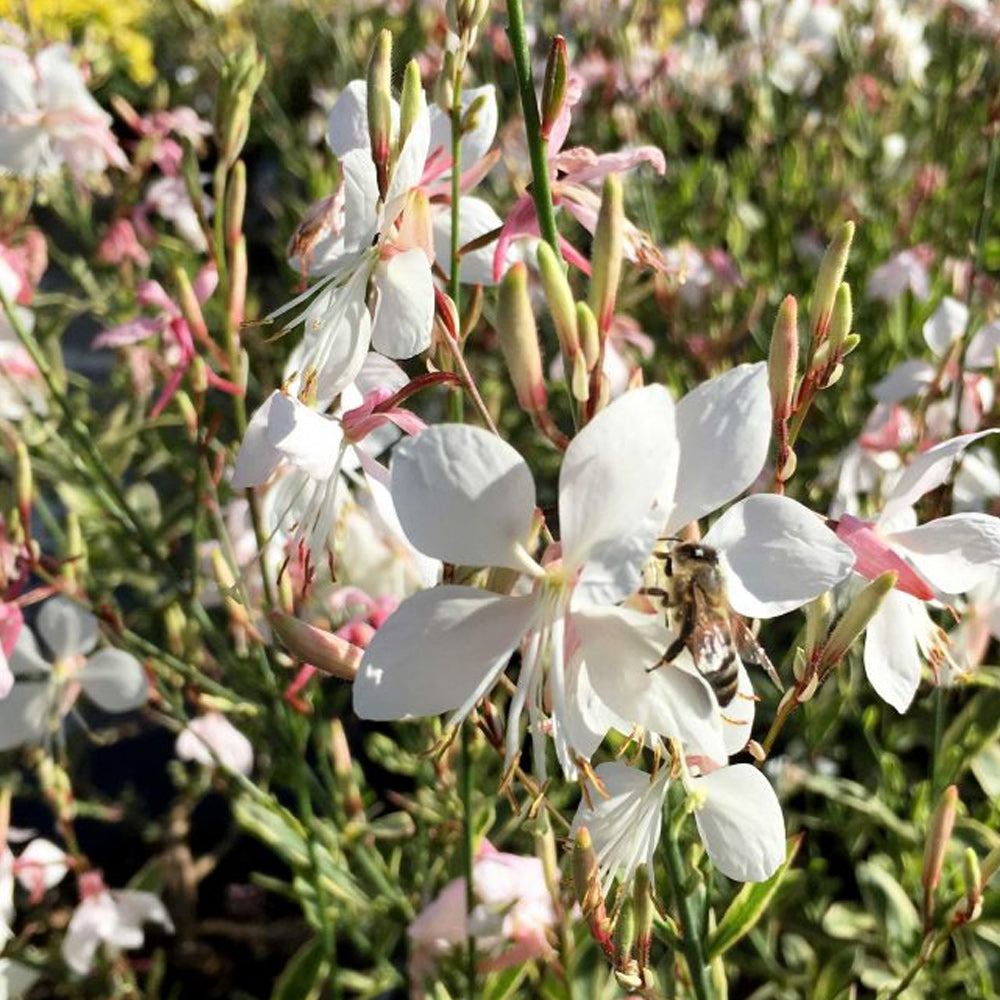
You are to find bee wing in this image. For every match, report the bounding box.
[730,615,784,692]
[688,588,738,678]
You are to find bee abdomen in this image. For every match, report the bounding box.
[704,651,739,707]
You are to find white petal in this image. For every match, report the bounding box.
[80,650,150,712]
[390,425,538,572]
[570,762,667,894]
[887,514,1000,595]
[703,495,856,618]
[341,148,380,250]
[325,79,395,157]
[427,85,498,172]
[570,606,725,761]
[0,650,11,700]
[264,393,343,480]
[694,765,785,882]
[721,664,755,757]
[0,683,48,750]
[881,430,999,524]
[371,249,434,358]
[667,363,772,534]
[37,597,98,658]
[353,587,536,720]
[9,628,50,677]
[864,590,921,713]
[560,385,678,605]
[63,895,114,975]
[871,360,935,403]
[433,197,503,286]
[385,101,431,214]
[967,319,1000,369]
[923,297,968,356]
[176,713,254,775]
[230,392,283,488]
[355,352,409,395]
[112,890,175,935]
[16,839,68,892]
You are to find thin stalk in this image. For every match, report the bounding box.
[505,0,562,261]
[296,773,336,971]
[460,721,477,999]
[661,802,714,1000]
[449,56,466,425]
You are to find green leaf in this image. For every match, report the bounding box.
[270,936,329,1000]
[705,834,802,960]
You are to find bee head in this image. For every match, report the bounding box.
[672,542,719,565]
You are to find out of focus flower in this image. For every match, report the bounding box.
[96,218,150,269]
[14,838,69,902]
[0,44,127,182]
[0,236,48,421]
[949,568,1000,671]
[867,247,933,302]
[408,840,556,989]
[62,871,173,976]
[139,175,210,252]
[835,432,1000,711]
[0,596,150,751]
[176,713,254,775]
[0,600,22,698]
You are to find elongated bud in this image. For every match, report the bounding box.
[571,353,590,402]
[534,812,560,902]
[634,866,654,969]
[572,826,603,917]
[613,898,636,966]
[577,301,600,370]
[804,592,832,661]
[269,611,363,681]
[211,548,251,630]
[537,241,580,356]
[461,92,489,137]
[217,43,266,169]
[922,784,958,923]
[589,174,624,334]
[225,159,246,249]
[497,262,547,416]
[769,295,798,421]
[14,439,31,526]
[964,847,983,920]
[174,267,210,346]
[181,139,204,220]
[980,844,1000,890]
[228,235,248,330]
[816,572,896,675]
[540,36,568,140]
[809,221,854,342]
[367,30,393,200]
[827,284,852,355]
[436,50,455,112]
[398,59,422,153]
[330,719,363,817]
[65,511,87,586]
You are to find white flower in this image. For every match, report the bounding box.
[866,248,931,303]
[0,44,127,182]
[176,712,254,775]
[835,431,1000,711]
[0,597,149,751]
[571,759,785,890]
[62,877,174,976]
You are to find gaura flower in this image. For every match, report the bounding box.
[0,597,149,751]
[0,44,127,183]
[407,840,556,989]
[571,758,785,888]
[62,871,173,976]
[176,712,254,776]
[834,430,1000,712]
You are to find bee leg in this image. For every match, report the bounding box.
[638,586,669,599]
[647,605,694,673]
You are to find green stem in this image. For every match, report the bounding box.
[661,800,714,1000]
[297,772,336,970]
[460,721,477,1000]
[449,54,466,425]
[505,0,562,261]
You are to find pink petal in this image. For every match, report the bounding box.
[835,514,935,601]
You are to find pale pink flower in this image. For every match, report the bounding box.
[0,44,127,182]
[97,219,150,269]
[176,713,254,775]
[866,247,933,302]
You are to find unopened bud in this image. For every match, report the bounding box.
[225,159,246,249]
[922,784,959,922]
[980,844,1000,889]
[827,284,852,359]
[797,672,820,703]
[804,592,832,661]
[217,44,266,169]
[228,235,248,330]
[963,847,983,919]
[613,898,636,966]
[822,362,845,388]
[792,646,808,683]
[780,449,797,481]
[398,60,423,153]
[817,572,896,675]
[497,262,547,415]
[634,866,654,968]
[64,511,87,585]
[537,241,580,362]
[367,30,393,200]
[370,812,415,840]
[211,548,251,630]
[270,611,363,681]
[589,174,624,334]
[460,93,489,137]
[571,353,590,402]
[330,718,364,817]
[540,36,568,141]
[436,51,455,112]
[572,826,603,916]
[769,295,799,421]
[840,332,861,357]
[534,812,560,901]
[14,439,31,524]
[809,221,854,342]
[577,301,600,370]
[181,139,204,220]
[174,267,210,347]
[189,356,209,396]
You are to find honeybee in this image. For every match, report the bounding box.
[642,540,782,707]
